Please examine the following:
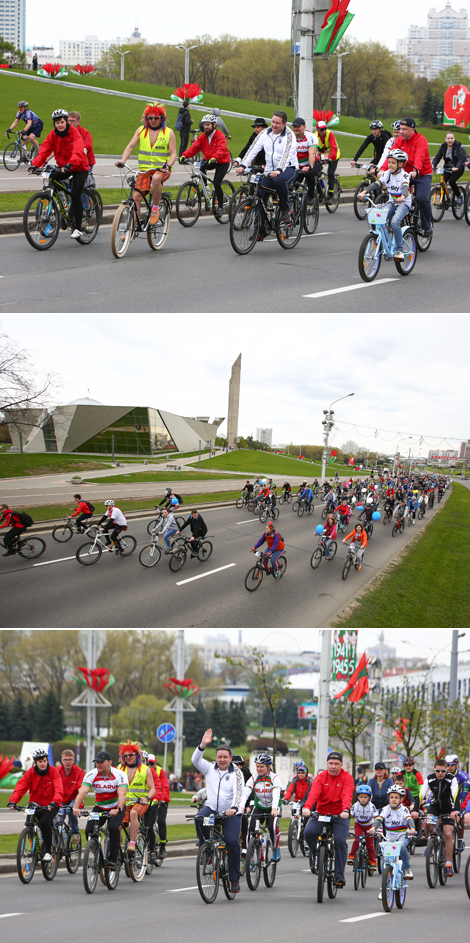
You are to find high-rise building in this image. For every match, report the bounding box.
[427,448,459,465]
[59,35,117,66]
[397,3,470,79]
[0,0,26,51]
[256,427,273,447]
[459,440,470,460]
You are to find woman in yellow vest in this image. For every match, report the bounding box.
[118,741,155,854]
[116,103,177,224]
[316,120,341,202]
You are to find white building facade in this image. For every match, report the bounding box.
[58,35,116,66]
[256,427,273,447]
[0,0,26,51]
[397,3,470,79]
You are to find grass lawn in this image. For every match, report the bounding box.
[331,483,470,628]
[189,449,362,478]
[84,470,247,483]
[18,490,241,522]
[0,453,113,478]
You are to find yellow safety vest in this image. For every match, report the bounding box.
[121,763,148,806]
[316,128,341,159]
[138,125,171,171]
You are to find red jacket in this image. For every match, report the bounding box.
[303,768,355,816]
[32,125,89,172]
[284,777,312,803]
[183,129,231,164]
[77,125,95,165]
[71,500,93,518]
[9,765,64,807]
[0,509,24,529]
[392,132,433,177]
[57,763,85,805]
[150,766,170,802]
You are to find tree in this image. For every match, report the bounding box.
[0,697,10,738]
[209,698,228,737]
[111,694,167,745]
[428,695,470,769]
[184,697,209,747]
[35,689,62,741]
[0,328,61,454]
[329,697,374,775]
[17,630,82,703]
[0,36,26,67]
[381,676,432,759]
[420,86,436,124]
[226,702,246,746]
[9,692,30,740]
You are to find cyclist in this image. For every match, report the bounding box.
[324,487,336,513]
[158,488,183,509]
[393,117,433,237]
[67,111,96,186]
[96,499,127,552]
[57,749,85,835]
[302,750,354,888]
[192,728,245,894]
[432,131,466,208]
[283,762,313,809]
[181,114,231,219]
[178,509,208,556]
[394,774,417,815]
[369,784,416,892]
[376,120,402,174]
[299,483,314,512]
[152,507,179,553]
[233,117,267,169]
[407,492,419,524]
[322,513,337,559]
[118,741,155,856]
[336,496,350,528]
[421,757,460,877]
[70,493,94,532]
[241,480,254,501]
[0,504,26,556]
[351,120,391,170]
[445,754,469,849]
[7,100,44,153]
[292,116,320,198]
[360,148,411,261]
[117,102,176,224]
[255,481,270,509]
[243,753,282,862]
[236,110,298,238]
[30,108,90,240]
[347,784,377,870]
[8,748,63,862]
[342,522,367,570]
[251,521,285,579]
[315,119,340,203]
[145,753,170,861]
[73,749,128,870]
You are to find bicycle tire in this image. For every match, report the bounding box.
[292,500,299,512]
[111,203,134,258]
[23,193,60,250]
[381,863,394,912]
[147,197,171,249]
[277,557,287,579]
[41,830,59,881]
[375,837,383,874]
[298,503,305,518]
[245,564,263,592]
[197,540,213,562]
[392,522,399,537]
[361,853,368,888]
[358,232,381,282]
[272,507,280,520]
[317,844,326,902]
[430,185,445,222]
[325,178,341,213]
[146,515,161,535]
[82,839,100,894]
[353,181,369,220]
[213,181,235,224]
[395,870,406,908]
[277,195,303,249]
[465,190,470,226]
[409,836,416,855]
[169,548,186,572]
[76,541,102,565]
[52,524,73,542]
[321,507,328,520]
[17,827,36,884]
[222,868,236,899]
[77,189,100,245]
[17,536,46,559]
[65,831,81,873]
[438,857,447,885]
[310,548,322,569]
[263,837,276,887]
[465,851,470,898]
[3,141,22,171]
[354,850,361,890]
[196,841,219,903]
[426,837,439,888]
[342,556,352,580]
[303,194,319,233]
[139,544,162,567]
[246,836,261,890]
[451,186,465,220]
[453,837,461,874]
[236,497,245,508]
[176,181,202,226]
[104,860,120,890]
[288,818,299,857]
[118,535,137,557]
[327,871,337,898]
[395,228,417,276]
[259,510,268,523]
[418,508,424,520]
[128,833,147,881]
[230,196,261,254]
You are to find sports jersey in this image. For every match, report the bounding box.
[351,799,377,826]
[374,803,413,836]
[106,507,127,526]
[379,168,412,207]
[243,772,282,810]
[16,109,41,126]
[83,766,128,809]
[295,131,318,167]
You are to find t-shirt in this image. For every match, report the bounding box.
[379,168,412,207]
[107,507,127,526]
[352,799,377,826]
[83,766,128,809]
[295,131,318,167]
[243,772,282,810]
[16,109,41,127]
[374,803,413,837]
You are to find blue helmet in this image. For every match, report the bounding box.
[254,753,272,766]
[356,784,372,797]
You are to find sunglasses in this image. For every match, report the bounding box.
[123,753,137,758]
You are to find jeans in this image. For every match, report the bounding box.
[325,538,334,558]
[163,527,177,550]
[349,540,365,563]
[414,173,432,231]
[304,816,350,881]
[58,805,80,834]
[398,836,410,870]
[259,166,298,225]
[386,202,409,252]
[195,806,241,883]
[270,549,283,573]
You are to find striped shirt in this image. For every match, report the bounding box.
[83,767,128,809]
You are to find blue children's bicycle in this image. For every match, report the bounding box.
[379,836,408,912]
[358,198,417,282]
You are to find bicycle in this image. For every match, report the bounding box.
[54,805,82,873]
[245,812,277,890]
[309,812,341,903]
[229,173,303,254]
[80,810,120,893]
[229,165,265,217]
[391,515,406,537]
[293,175,320,233]
[176,159,234,226]
[430,169,465,222]
[138,532,188,568]
[186,811,237,903]
[24,165,100,250]
[75,527,137,565]
[3,128,38,170]
[52,514,98,542]
[121,813,149,882]
[352,833,372,890]
[146,507,185,535]
[341,544,364,580]
[14,803,60,884]
[0,531,46,559]
[425,813,453,887]
[358,198,417,282]
[379,834,408,912]
[287,801,308,858]
[279,490,292,505]
[310,534,337,568]
[334,511,349,534]
[351,163,387,220]
[235,491,253,509]
[168,534,213,572]
[244,549,287,592]
[292,496,314,518]
[259,505,279,524]
[111,162,171,258]
[403,182,433,252]
[383,503,394,524]
[315,159,342,213]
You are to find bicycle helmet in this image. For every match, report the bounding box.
[296,763,308,773]
[254,753,272,766]
[104,499,115,507]
[392,120,401,131]
[52,108,68,121]
[403,757,415,764]
[202,114,217,124]
[356,784,372,796]
[389,148,408,163]
[390,766,401,775]
[445,754,459,764]
[32,748,48,760]
[388,785,405,797]
[370,120,383,130]
[18,100,28,107]
[141,750,149,761]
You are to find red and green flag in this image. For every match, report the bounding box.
[328,449,338,465]
[334,651,369,702]
[314,0,355,55]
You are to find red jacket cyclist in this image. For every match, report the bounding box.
[182,114,231,219]
[252,522,285,578]
[284,763,313,807]
[8,747,64,861]
[30,108,89,239]
[0,504,26,556]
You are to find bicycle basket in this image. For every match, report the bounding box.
[367,206,389,225]
[382,840,404,857]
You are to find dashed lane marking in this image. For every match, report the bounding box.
[304,277,398,298]
[176,563,236,585]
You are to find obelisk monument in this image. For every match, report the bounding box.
[227,353,241,449]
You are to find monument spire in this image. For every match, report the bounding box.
[227,353,241,449]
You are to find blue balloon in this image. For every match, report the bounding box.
[357,505,364,512]
[316,524,324,535]
[372,511,381,521]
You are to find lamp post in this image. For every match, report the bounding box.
[111,47,131,81]
[331,51,349,117]
[176,43,202,84]
[320,393,354,484]
[393,436,412,476]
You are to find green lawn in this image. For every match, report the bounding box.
[84,470,247,484]
[16,490,241,522]
[331,483,470,628]
[189,449,362,478]
[0,453,113,478]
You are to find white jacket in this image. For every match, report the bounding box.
[192,747,244,813]
[241,125,299,174]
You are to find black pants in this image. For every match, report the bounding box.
[325,159,339,194]
[443,168,463,198]
[52,169,88,231]
[34,808,56,854]
[74,513,92,530]
[203,162,230,208]
[179,131,189,157]
[85,807,124,862]
[143,802,159,853]
[101,520,125,546]
[4,526,25,550]
[296,164,321,198]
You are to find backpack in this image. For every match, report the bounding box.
[18,511,34,528]
[175,111,184,132]
[84,501,95,513]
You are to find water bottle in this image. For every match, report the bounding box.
[320,179,325,190]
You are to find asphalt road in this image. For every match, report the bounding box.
[1,198,468,313]
[0,493,448,629]
[0,839,469,940]
[0,805,193,834]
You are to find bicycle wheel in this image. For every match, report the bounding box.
[147,197,171,249]
[23,193,60,250]
[17,827,36,884]
[465,852,470,898]
[325,178,341,213]
[288,819,299,857]
[418,508,424,520]
[236,497,245,509]
[169,548,186,572]
[453,835,461,874]
[118,535,136,556]
[17,536,46,559]
[310,549,322,569]
[197,540,213,562]
[414,218,433,252]
[277,196,303,249]
[392,522,399,537]
[259,510,268,523]
[430,185,445,222]
[303,195,319,233]
[353,182,369,220]
[395,869,406,908]
[426,837,439,888]
[317,845,326,903]
[3,141,22,170]
[41,831,59,881]
[230,196,260,254]
[327,542,337,561]
[196,841,219,903]
[354,850,361,890]
[321,507,328,520]
[128,833,147,882]
[52,524,73,542]
[375,837,383,875]
[342,557,352,580]
[358,233,381,282]
[292,501,299,512]
[452,186,465,220]
[111,203,134,258]
[246,837,261,890]
[277,557,287,579]
[298,503,305,518]
[361,854,368,888]
[213,181,235,224]
[245,565,263,592]
[395,228,417,276]
[381,864,394,912]
[76,542,102,565]
[438,854,448,885]
[263,837,276,887]
[139,544,161,567]
[272,507,280,520]
[65,831,81,873]
[222,857,236,899]
[176,181,201,226]
[104,860,120,890]
[77,190,100,244]
[91,187,104,222]
[327,870,337,898]
[147,517,161,535]
[409,835,416,855]
[82,839,100,894]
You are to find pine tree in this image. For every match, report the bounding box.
[420,87,435,124]
[0,697,10,739]
[9,692,31,740]
[184,697,209,747]
[35,690,62,742]
[226,704,246,746]
[209,698,228,740]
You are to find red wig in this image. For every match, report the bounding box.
[142,102,167,136]
[119,740,142,766]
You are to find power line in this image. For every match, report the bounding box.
[333,419,465,449]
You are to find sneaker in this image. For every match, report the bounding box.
[148,852,156,864]
[42,853,52,862]
[280,210,292,222]
[457,196,464,207]
[335,878,346,888]
[378,890,382,900]
[214,207,224,219]
[70,229,82,239]
[149,206,160,225]
[107,859,118,870]
[422,228,433,237]
[347,855,355,865]
[357,564,362,570]
[273,571,280,580]
[405,868,414,879]
[2,551,16,557]
[445,865,453,877]
[127,841,135,856]
[231,882,241,893]
[159,844,167,859]
[394,251,404,260]
[458,839,465,851]
[241,849,247,857]
[272,848,280,862]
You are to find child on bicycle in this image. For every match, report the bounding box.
[251,522,285,579]
[369,785,416,895]
[361,148,411,260]
[342,523,367,570]
[348,784,377,870]
[336,498,350,527]
[323,514,337,559]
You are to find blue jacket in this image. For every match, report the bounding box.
[367,776,393,811]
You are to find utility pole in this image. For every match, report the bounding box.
[174,630,184,778]
[372,632,384,766]
[86,630,97,772]
[331,52,348,117]
[298,4,315,130]
[449,630,459,704]
[321,393,354,484]
[315,630,332,772]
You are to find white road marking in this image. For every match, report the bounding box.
[304,277,398,298]
[176,563,236,585]
[167,886,198,893]
[340,913,389,923]
[236,520,255,524]
[33,555,76,567]
[0,914,25,919]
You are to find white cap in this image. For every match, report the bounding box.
[148,754,156,762]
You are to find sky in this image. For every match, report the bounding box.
[1,314,468,451]
[25,0,449,58]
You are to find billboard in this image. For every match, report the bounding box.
[331,630,358,682]
[444,84,470,127]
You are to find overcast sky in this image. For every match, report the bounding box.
[26,0,448,57]
[2,314,468,450]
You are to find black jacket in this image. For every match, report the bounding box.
[353,130,391,164]
[180,513,207,539]
[177,107,193,132]
[238,131,265,166]
[432,139,466,172]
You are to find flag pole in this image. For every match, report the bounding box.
[315,630,332,773]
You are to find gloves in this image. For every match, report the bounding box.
[50,801,59,811]
[7,802,15,808]
[179,156,188,164]
[62,163,72,172]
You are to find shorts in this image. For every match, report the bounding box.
[23,123,43,137]
[426,802,453,825]
[135,167,171,194]
[122,802,147,825]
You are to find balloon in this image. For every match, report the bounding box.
[372,511,381,521]
[357,505,364,512]
[316,524,324,535]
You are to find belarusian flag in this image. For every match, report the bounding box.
[348,662,370,702]
[334,651,368,700]
[314,0,354,54]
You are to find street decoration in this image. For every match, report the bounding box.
[164,677,199,699]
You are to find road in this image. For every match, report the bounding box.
[0,841,469,941]
[1,494,448,629]
[1,197,468,313]
[0,804,193,834]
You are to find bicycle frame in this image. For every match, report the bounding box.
[366,201,410,259]
[117,164,172,235]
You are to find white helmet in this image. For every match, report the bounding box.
[104,499,115,507]
[202,114,217,124]
[32,748,48,761]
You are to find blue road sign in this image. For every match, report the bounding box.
[157,723,176,743]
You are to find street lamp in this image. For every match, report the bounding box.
[393,436,413,476]
[110,47,131,81]
[331,52,349,118]
[320,393,354,484]
[175,43,202,84]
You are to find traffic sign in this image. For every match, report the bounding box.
[157,723,176,743]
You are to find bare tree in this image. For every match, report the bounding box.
[0,328,60,454]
